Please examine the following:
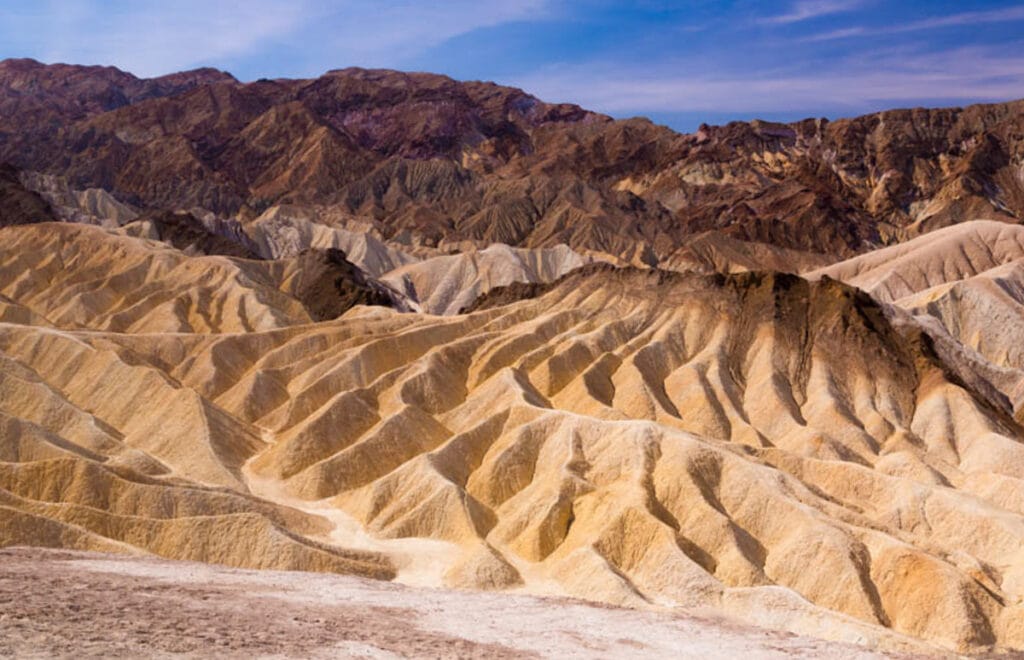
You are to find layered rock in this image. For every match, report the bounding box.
[811,220,1024,419]
[3,59,1022,264]
[0,164,57,227]
[3,59,1024,655]
[2,222,1024,652]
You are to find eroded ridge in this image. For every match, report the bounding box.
[2,221,1024,653]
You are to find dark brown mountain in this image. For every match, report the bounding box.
[0,58,235,176]
[279,248,401,321]
[125,210,262,258]
[657,109,1024,251]
[0,58,235,126]
[0,163,57,227]
[1,58,1022,262]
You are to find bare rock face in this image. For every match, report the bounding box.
[2,58,1022,264]
[19,170,140,226]
[276,248,406,321]
[124,210,262,259]
[0,58,234,125]
[0,58,235,185]
[4,59,1024,656]
[811,220,1024,419]
[0,163,57,226]
[381,243,594,315]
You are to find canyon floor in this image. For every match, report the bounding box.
[0,547,936,659]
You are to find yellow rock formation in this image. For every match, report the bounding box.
[2,221,1024,654]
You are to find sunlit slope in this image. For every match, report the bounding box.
[0,223,312,332]
[1,224,1024,652]
[0,324,394,576]
[812,220,1024,417]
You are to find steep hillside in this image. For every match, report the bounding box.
[2,222,1024,652]
[0,163,57,227]
[4,59,1024,656]
[2,59,1022,263]
[812,220,1024,419]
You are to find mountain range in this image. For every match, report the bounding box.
[2,58,1024,655]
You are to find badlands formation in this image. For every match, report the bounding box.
[2,59,1024,656]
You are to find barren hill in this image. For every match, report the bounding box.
[2,220,1024,653]
[3,59,1024,656]
[2,59,1023,262]
[811,220,1024,420]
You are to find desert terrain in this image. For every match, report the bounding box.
[2,59,1024,656]
[1,547,934,658]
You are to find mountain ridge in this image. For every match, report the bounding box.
[2,58,1021,263]
[3,58,1024,654]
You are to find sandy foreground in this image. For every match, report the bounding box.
[0,548,938,659]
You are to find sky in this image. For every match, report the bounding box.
[1,0,1023,132]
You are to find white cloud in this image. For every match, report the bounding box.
[804,5,1024,41]
[306,0,552,66]
[800,26,866,42]
[2,0,554,78]
[759,0,863,25]
[895,6,1024,31]
[509,44,1024,116]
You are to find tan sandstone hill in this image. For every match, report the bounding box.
[2,222,1024,653]
[5,58,1024,656]
[379,243,595,315]
[811,220,1024,418]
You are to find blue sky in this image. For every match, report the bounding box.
[1,1,1023,132]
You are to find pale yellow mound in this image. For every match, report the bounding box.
[380,243,593,314]
[0,223,313,332]
[247,205,419,274]
[250,205,596,315]
[808,219,1024,302]
[2,224,1024,654]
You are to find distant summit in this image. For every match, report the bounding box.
[0,58,1020,264]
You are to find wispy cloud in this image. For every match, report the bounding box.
[759,0,863,25]
[299,0,553,72]
[5,0,311,77]
[896,6,1024,31]
[804,5,1024,41]
[802,27,866,41]
[511,44,1024,117]
[0,0,553,78]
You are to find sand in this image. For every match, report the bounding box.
[0,547,923,659]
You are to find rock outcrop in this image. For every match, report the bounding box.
[0,164,57,227]
[2,221,1024,652]
[3,59,1024,655]
[2,59,1023,264]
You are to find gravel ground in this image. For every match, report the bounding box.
[0,547,936,659]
